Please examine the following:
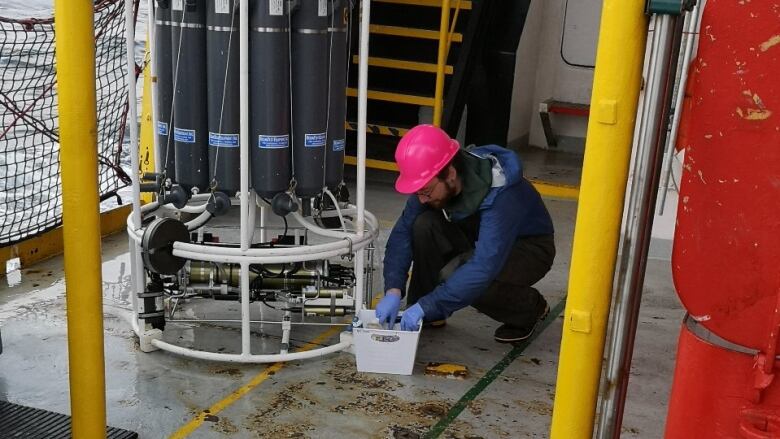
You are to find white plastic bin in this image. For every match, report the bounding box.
[353,309,422,375]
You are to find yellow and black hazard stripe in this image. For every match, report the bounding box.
[345,121,410,137]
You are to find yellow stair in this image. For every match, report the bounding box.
[369,24,463,43]
[346,87,435,107]
[374,0,472,10]
[352,55,453,74]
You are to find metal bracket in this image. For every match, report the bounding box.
[646,0,695,15]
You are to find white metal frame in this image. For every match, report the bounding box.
[125,0,377,363]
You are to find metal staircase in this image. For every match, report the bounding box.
[344,0,531,171]
[345,0,472,169]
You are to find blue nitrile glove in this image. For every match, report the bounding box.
[400,303,424,331]
[375,291,401,329]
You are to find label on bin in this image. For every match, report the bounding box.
[305,132,326,148]
[371,334,400,343]
[174,127,196,143]
[270,0,283,15]
[209,132,239,147]
[157,121,169,136]
[215,0,229,14]
[172,0,182,11]
[318,0,327,16]
[258,134,289,149]
[332,138,345,152]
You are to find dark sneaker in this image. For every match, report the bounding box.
[493,300,550,343]
[423,319,447,329]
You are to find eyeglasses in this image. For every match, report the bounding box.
[416,178,441,200]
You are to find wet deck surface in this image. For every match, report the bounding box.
[0,150,683,438]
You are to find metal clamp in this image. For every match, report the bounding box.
[342,237,354,261]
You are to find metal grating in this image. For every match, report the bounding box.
[0,400,137,439]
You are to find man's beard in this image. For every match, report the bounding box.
[427,179,457,209]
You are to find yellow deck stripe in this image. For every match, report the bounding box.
[344,156,580,200]
[375,0,472,9]
[352,55,453,74]
[369,24,463,42]
[0,205,132,272]
[528,179,580,200]
[169,325,344,438]
[346,87,435,106]
[344,155,400,172]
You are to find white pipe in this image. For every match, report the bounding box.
[291,212,360,239]
[125,0,142,230]
[239,0,249,253]
[356,0,370,238]
[173,244,374,265]
[322,187,347,232]
[354,249,365,313]
[259,202,267,243]
[174,212,378,257]
[146,0,161,174]
[185,211,212,231]
[240,262,251,355]
[150,337,350,363]
[172,202,210,214]
[128,236,141,329]
[175,234,368,256]
[280,312,292,355]
[244,191,257,244]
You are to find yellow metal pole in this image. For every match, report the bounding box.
[432,0,451,127]
[549,0,648,437]
[140,38,156,204]
[54,0,107,437]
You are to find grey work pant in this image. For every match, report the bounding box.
[406,209,555,327]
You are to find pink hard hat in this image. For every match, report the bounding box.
[394,124,459,194]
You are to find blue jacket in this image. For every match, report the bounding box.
[383,145,554,320]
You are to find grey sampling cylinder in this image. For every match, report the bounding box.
[250,0,292,198]
[154,0,176,180]
[325,0,349,190]
[291,0,330,197]
[171,0,209,191]
[206,0,241,194]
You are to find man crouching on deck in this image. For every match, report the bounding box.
[375,124,555,343]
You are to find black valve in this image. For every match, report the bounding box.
[206,191,231,217]
[162,185,189,209]
[271,192,299,217]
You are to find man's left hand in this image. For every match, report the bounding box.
[400,304,424,331]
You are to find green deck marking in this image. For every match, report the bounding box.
[424,298,567,438]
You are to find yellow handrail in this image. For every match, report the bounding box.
[54,0,107,437]
[549,0,649,436]
[446,0,463,53]
[432,0,452,126]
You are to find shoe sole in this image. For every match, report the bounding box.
[494,302,550,343]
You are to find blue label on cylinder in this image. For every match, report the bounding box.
[258,134,289,149]
[157,121,169,136]
[332,139,345,152]
[209,132,239,147]
[173,128,196,143]
[304,132,326,148]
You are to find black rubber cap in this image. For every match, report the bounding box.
[142,218,190,275]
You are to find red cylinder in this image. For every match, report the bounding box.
[666,320,780,438]
[668,0,780,434]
